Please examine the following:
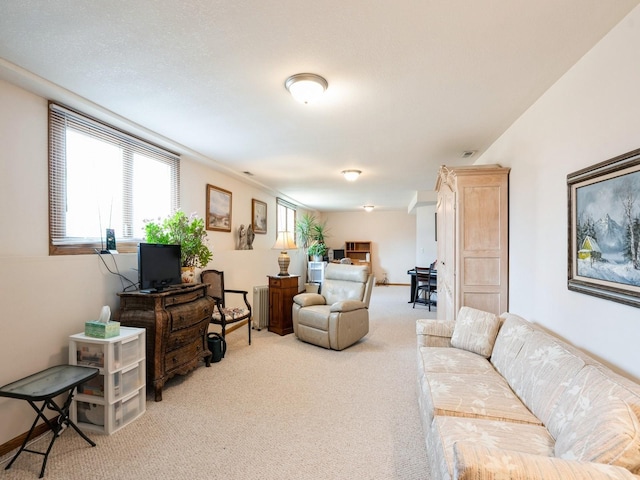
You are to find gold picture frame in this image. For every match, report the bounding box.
[206,184,232,232]
[252,199,267,234]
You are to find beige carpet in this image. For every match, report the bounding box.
[1,286,434,479]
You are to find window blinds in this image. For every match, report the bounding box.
[48,102,180,254]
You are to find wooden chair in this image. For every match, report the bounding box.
[200,269,252,345]
[413,263,437,310]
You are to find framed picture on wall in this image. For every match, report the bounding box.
[206,184,232,232]
[252,199,267,234]
[567,147,640,308]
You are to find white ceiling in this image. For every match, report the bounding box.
[1,1,638,212]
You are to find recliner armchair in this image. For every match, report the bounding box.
[292,263,374,350]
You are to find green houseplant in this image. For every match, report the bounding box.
[307,242,327,260]
[144,211,213,269]
[295,213,317,250]
[295,213,330,255]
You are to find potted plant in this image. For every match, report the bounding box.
[144,210,213,283]
[307,242,327,262]
[295,213,317,250]
[295,213,330,256]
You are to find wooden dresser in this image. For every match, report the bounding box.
[115,284,214,401]
[268,275,299,336]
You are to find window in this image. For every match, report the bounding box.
[49,103,180,255]
[276,198,297,244]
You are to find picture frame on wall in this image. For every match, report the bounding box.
[252,199,267,234]
[567,147,640,308]
[206,184,232,232]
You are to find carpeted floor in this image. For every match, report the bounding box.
[1,285,434,479]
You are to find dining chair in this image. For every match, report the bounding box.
[200,269,252,345]
[413,263,437,310]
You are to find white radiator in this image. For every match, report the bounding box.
[252,285,269,330]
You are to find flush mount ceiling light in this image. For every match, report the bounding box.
[341,169,361,181]
[363,205,374,212]
[285,73,328,104]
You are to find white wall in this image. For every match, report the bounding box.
[415,204,438,268]
[478,6,640,380]
[322,210,416,284]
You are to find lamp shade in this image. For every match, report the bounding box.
[272,231,297,251]
[272,231,297,276]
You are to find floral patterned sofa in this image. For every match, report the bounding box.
[416,307,640,479]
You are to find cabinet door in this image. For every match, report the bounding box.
[458,173,509,315]
[437,183,456,321]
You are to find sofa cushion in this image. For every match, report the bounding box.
[550,366,640,471]
[418,347,495,375]
[505,330,586,427]
[322,264,368,305]
[416,319,455,338]
[296,305,331,330]
[416,319,455,347]
[450,307,501,358]
[428,417,554,480]
[490,312,536,379]
[424,371,542,425]
[322,280,365,306]
[452,443,638,480]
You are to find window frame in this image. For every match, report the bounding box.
[48,102,180,255]
[276,198,297,245]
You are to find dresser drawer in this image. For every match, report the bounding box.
[165,322,208,352]
[168,301,211,331]
[269,276,298,289]
[164,288,205,306]
[164,340,203,373]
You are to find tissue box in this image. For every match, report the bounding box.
[84,321,120,339]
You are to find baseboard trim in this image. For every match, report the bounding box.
[0,420,53,458]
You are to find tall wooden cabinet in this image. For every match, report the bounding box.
[268,275,299,336]
[435,165,510,320]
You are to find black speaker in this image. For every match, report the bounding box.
[106,229,116,251]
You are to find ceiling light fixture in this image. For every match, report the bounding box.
[341,169,361,181]
[285,73,328,104]
[363,205,374,212]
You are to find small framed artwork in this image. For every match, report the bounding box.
[567,147,640,307]
[206,184,232,232]
[252,199,267,234]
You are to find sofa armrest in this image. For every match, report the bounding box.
[416,319,455,347]
[293,293,326,307]
[330,299,366,313]
[453,443,638,480]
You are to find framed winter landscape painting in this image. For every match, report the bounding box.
[568,147,640,307]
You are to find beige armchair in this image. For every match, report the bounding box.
[292,263,374,350]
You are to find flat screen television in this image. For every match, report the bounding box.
[333,249,345,260]
[138,243,182,292]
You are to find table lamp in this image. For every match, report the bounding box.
[272,231,297,276]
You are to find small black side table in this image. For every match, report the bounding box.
[0,364,99,478]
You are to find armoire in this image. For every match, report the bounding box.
[435,164,510,321]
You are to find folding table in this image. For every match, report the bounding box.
[0,364,99,478]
